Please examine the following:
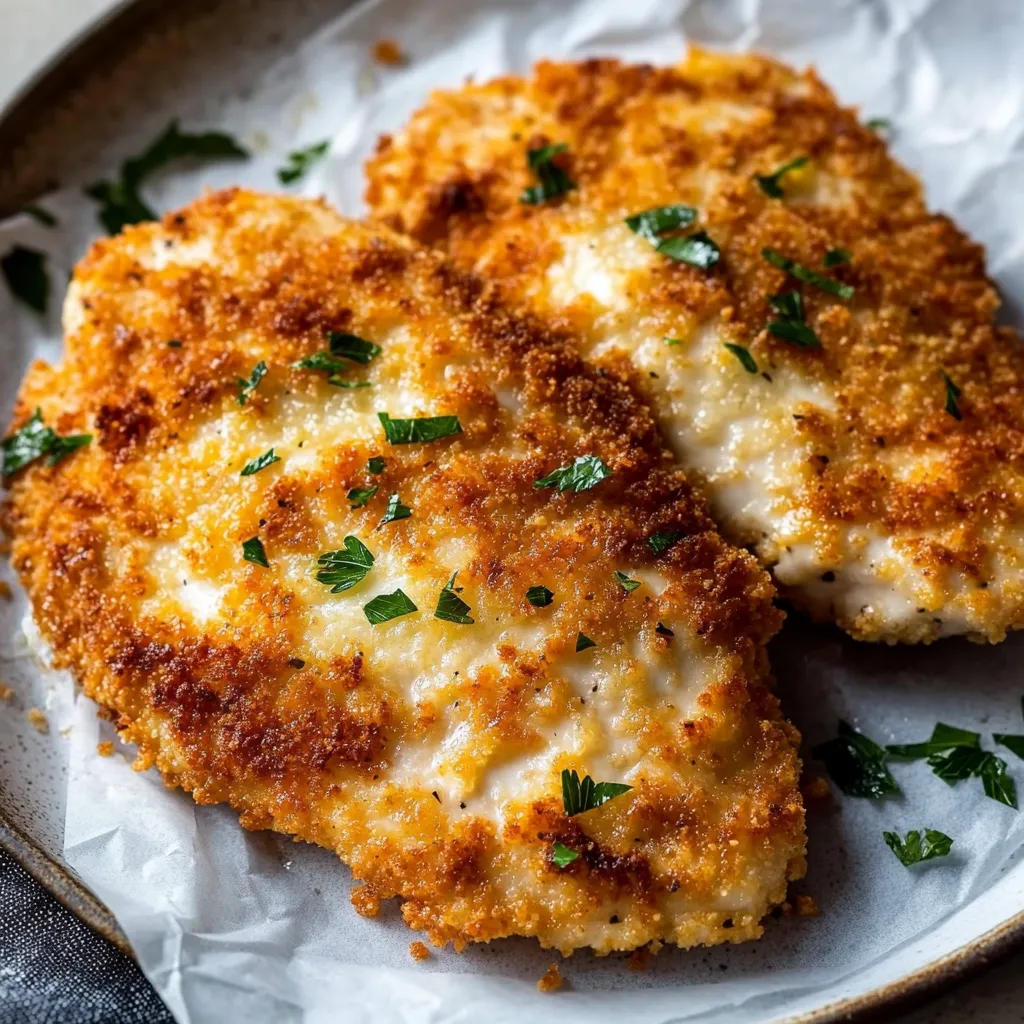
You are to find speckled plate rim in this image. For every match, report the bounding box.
[2,1,1024,1020]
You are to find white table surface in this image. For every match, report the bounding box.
[0,2,1020,1022]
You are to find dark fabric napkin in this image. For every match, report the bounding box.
[0,849,172,1023]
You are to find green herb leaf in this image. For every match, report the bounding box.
[647,530,684,556]
[315,536,374,593]
[1,409,92,478]
[762,248,854,300]
[561,768,632,816]
[866,117,892,134]
[378,412,463,445]
[767,318,822,348]
[435,572,474,624]
[724,343,758,373]
[755,155,809,198]
[240,448,281,476]
[624,204,697,243]
[824,248,851,267]
[551,842,580,868]
[526,585,553,607]
[380,492,412,525]
[22,204,57,227]
[367,456,386,474]
[613,570,641,593]
[520,143,576,204]
[664,336,684,346]
[347,485,379,508]
[364,588,418,625]
[327,331,382,365]
[883,828,953,867]
[86,121,249,234]
[1,246,49,313]
[812,720,899,799]
[293,351,346,375]
[656,230,721,269]
[534,454,611,493]
[943,372,962,421]
[575,632,596,652]
[242,536,269,567]
[167,339,182,348]
[277,140,330,185]
[236,360,268,406]
[328,378,371,389]
[886,723,980,760]
[655,622,675,637]
[994,733,1024,761]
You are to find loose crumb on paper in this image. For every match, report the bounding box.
[794,895,820,917]
[0,581,12,600]
[629,946,652,972]
[801,775,834,812]
[0,684,12,702]
[27,707,49,734]
[409,940,430,962]
[536,963,562,992]
[97,740,115,757]
[372,39,408,66]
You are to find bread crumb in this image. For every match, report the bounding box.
[0,540,11,557]
[372,39,407,66]
[27,707,49,734]
[409,940,430,962]
[801,775,834,812]
[536,963,562,992]
[794,894,820,917]
[629,946,652,972]
[97,740,115,757]
[0,581,12,600]
[0,684,12,702]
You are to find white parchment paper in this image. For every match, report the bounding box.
[6,0,1024,1021]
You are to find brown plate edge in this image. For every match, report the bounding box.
[2,0,1024,1017]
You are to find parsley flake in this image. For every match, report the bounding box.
[367,456,386,474]
[883,828,953,867]
[380,493,412,525]
[824,248,852,267]
[625,204,696,244]
[1,409,92,478]
[2,246,49,313]
[943,373,962,421]
[378,412,462,445]
[755,155,809,198]
[552,842,580,868]
[435,572,474,624]
[812,721,899,799]
[347,485,379,508]
[327,331,381,365]
[762,248,854,300]
[277,140,330,185]
[724,343,758,373]
[534,454,611,493]
[647,530,683,556]
[364,588,418,625]
[520,143,576,204]
[575,632,596,652]
[866,117,893,134]
[240,448,280,476]
[614,570,641,593]
[656,231,721,269]
[767,290,821,349]
[561,769,632,816]
[22,204,57,228]
[236,360,267,406]
[242,536,269,567]
[526,585,554,607]
[315,536,374,593]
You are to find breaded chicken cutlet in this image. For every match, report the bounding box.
[367,51,1024,644]
[5,190,805,955]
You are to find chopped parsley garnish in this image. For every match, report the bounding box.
[886,722,980,760]
[767,290,821,349]
[1,409,92,478]
[724,343,758,373]
[614,570,641,593]
[167,339,182,348]
[364,588,418,625]
[647,530,684,556]
[240,448,280,476]
[812,721,899,798]
[655,622,674,637]
[883,828,953,867]
[236,360,267,406]
[943,373,962,421]
[380,493,412,524]
[625,204,696,244]
[277,140,330,185]
[293,351,347,375]
[551,842,580,868]
[561,768,632,816]
[434,572,474,624]
[86,121,248,234]
[655,231,721,269]
[347,485,378,508]
[534,454,611,493]
[866,117,892,134]
[315,536,374,593]
[22,204,57,227]
[755,155,808,198]
[664,337,683,346]
[2,246,49,313]
[520,143,576,204]
[326,331,382,365]
[762,248,854,300]
[292,331,379,386]
[367,456,386,474]
[526,585,554,607]
[995,733,1024,761]
[575,632,596,652]
[378,412,462,445]
[242,536,269,567]
[824,248,851,267]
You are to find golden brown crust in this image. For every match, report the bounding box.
[366,52,1024,643]
[8,189,804,954]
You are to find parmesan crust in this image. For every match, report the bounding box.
[7,189,804,955]
[366,51,1024,643]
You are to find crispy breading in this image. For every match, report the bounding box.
[366,51,1024,643]
[7,189,804,955]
